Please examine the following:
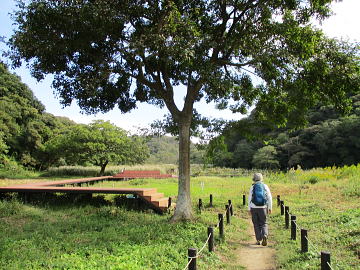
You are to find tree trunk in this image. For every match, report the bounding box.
[99,160,109,176]
[171,121,193,222]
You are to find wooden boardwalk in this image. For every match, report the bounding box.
[0,173,174,213]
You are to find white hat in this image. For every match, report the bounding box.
[253,173,263,182]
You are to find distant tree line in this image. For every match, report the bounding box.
[206,94,360,170]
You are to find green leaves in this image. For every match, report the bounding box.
[44,120,150,175]
[7,0,359,131]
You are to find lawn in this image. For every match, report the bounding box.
[0,165,359,269]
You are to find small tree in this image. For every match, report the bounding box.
[232,140,256,169]
[45,120,149,175]
[252,145,280,169]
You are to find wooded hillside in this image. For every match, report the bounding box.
[207,94,360,169]
[0,63,150,173]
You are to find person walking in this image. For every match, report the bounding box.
[248,172,272,246]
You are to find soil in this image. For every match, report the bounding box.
[223,218,276,270]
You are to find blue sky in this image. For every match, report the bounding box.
[1,0,359,133]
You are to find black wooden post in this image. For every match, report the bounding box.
[285,206,290,229]
[277,195,280,206]
[210,194,213,207]
[218,213,224,239]
[321,251,331,270]
[198,199,202,211]
[168,197,172,208]
[19,193,25,203]
[228,200,233,216]
[208,227,214,252]
[291,215,297,240]
[242,194,246,206]
[225,205,230,224]
[301,229,308,253]
[188,248,197,270]
[280,201,285,215]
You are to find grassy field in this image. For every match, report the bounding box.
[268,166,360,270]
[0,165,359,269]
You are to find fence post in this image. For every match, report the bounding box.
[228,200,233,216]
[198,199,202,211]
[225,205,230,224]
[291,215,297,240]
[285,206,289,229]
[168,197,172,208]
[188,248,197,270]
[242,194,246,206]
[280,201,285,215]
[218,213,224,239]
[210,194,213,207]
[208,227,214,252]
[301,229,308,253]
[321,251,331,270]
[277,195,280,206]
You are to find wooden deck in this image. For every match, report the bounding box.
[0,175,173,213]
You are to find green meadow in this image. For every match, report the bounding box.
[0,165,359,269]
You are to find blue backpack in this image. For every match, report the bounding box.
[252,182,267,206]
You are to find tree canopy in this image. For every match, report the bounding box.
[0,62,76,169]
[45,120,150,175]
[7,0,359,220]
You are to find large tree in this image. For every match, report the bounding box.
[7,0,359,221]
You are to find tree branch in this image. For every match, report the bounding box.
[183,77,203,116]
[159,65,181,118]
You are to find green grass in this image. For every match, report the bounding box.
[0,177,249,270]
[0,165,359,269]
[268,166,360,270]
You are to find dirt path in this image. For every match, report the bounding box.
[228,219,276,270]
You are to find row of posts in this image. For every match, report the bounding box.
[188,194,332,270]
[277,195,332,270]
[187,194,240,270]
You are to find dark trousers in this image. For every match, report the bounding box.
[251,208,268,241]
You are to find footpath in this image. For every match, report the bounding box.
[236,219,276,270]
[219,214,276,270]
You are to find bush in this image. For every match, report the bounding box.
[0,158,39,179]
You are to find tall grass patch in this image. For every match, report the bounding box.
[43,164,178,177]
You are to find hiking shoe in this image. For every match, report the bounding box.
[262,235,268,246]
[256,240,261,245]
